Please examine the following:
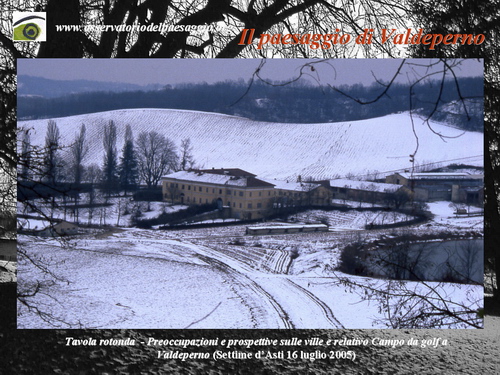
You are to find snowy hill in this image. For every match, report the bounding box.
[18,109,483,181]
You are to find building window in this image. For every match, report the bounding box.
[219,189,222,194]
[182,185,185,189]
[239,203,242,208]
[257,203,262,208]
[227,189,231,195]
[249,192,252,197]
[188,185,191,190]
[248,203,252,209]
[239,191,243,197]
[259,192,262,196]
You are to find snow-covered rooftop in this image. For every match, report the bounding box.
[162,170,274,188]
[261,178,320,192]
[395,172,483,180]
[329,179,401,193]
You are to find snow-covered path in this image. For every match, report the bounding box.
[185,237,344,329]
[128,228,345,328]
[18,227,346,329]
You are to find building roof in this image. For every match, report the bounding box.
[199,168,256,177]
[329,179,402,193]
[262,178,321,192]
[394,172,483,180]
[247,224,328,230]
[162,170,274,188]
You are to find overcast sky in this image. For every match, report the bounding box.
[18,58,482,87]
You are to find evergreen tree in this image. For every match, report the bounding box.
[119,125,139,194]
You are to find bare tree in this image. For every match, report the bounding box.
[165,183,181,205]
[137,131,178,189]
[329,263,482,329]
[70,124,88,187]
[369,237,431,281]
[384,189,411,210]
[67,124,88,222]
[443,240,483,284]
[101,120,119,196]
[300,176,318,206]
[84,163,102,225]
[178,137,196,171]
[19,130,31,181]
[43,120,61,185]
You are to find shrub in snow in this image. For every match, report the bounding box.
[337,241,367,275]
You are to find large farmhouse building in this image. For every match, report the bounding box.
[161,168,331,220]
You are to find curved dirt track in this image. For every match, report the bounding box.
[191,240,344,329]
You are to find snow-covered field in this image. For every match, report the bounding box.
[18,109,483,181]
[17,202,483,329]
[18,199,176,229]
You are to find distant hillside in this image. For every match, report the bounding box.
[427,99,483,131]
[18,109,483,182]
[18,75,160,99]
[18,77,483,132]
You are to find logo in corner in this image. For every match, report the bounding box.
[13,12,46,42]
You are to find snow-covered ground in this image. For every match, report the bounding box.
[18,109,483,181]
[425,201,484,232]
[18,199,184,230]
[289,207,415,230]
[17,202,483,329]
